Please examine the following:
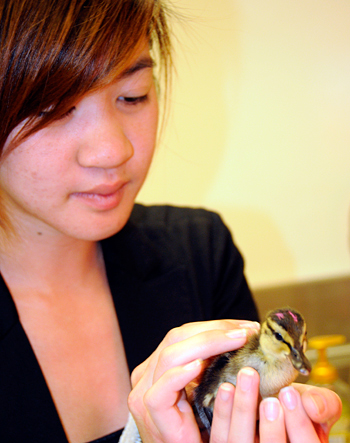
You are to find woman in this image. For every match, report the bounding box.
[0,0,341,442]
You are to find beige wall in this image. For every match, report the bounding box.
[137,0,350,289]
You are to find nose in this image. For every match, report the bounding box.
[77,112,134,169]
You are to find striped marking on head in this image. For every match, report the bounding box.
[288,311,298,323]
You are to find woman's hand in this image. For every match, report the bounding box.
[210,369,260,443]
[128,319,260,443]
[128,319,341,443]
[278,383,342,443]
[210,372,342,443]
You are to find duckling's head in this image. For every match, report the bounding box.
[259,307,311,376]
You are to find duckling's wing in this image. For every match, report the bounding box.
[192,353,234,436]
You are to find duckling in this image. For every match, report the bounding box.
[193,307,311,436]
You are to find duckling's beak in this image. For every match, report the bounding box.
[289,346,312,375]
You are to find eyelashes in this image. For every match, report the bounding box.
[40,94,148,117]
[58,107,75,119]
[118,94,149,106]
[38,106,75,121]
[37,91,150,125]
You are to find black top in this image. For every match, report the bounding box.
[0,204,259,442]
[88,428,123,442]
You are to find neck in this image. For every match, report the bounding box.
[0,227,103,295]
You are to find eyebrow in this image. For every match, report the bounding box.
[119,56,155,79]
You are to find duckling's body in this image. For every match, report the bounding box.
[193,307,311,435]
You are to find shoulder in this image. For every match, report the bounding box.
[102,204,231,274]
[102,203,239,289]
[125,204,247,303]
[102,204,257,322]
[130,204,226,232]
[128,204,231,253]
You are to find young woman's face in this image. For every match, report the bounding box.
[0,45,158,241]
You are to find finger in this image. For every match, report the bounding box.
[210,383,235,443]
[228,367,260,443]
[132,321,259,391]
[171,320,260,343]
[153,328,249,382]
[162,320,260,349]
[294,383,342,430]
[131,357,151,387]
[279,386,319,443]
[259,398,286,443]
[141,359,204,442]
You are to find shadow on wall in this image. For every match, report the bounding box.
[139,0,242,205]
[140,1,298,289]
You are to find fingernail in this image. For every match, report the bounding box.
[309,393,326,416]
[177,399,192,413]
[219,383,234,402]
[239,321,261,330]
[263,398,280,421]
[238,367,255,392]
[183,359,202,371]
[226,329,247,339]
[280,387,298,410]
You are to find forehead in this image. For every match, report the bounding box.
[117,42,154,79]
[119,53,154,80]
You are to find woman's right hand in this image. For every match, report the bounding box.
[128,319,260,443]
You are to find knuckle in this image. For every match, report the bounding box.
[233,395,255,415]
[164,326,183,345]
[158,346,176,369]
[143,388,161,412]
[213,408,230,424]
[127,389,143,415]
[130,366,142,388]
[298,412,312,428]
[211,435,227,443]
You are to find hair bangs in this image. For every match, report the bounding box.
[1,0,172,153]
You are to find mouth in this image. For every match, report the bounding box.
[298,367,310,376]
[84,182,128,195]
[71,181,128,210]
[290,346,312,376]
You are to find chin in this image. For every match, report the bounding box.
[71,207,133,241]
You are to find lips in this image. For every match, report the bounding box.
[83,182,127,196]
[71,181,128,210]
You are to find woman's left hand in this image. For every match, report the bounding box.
[211,371,342,443]
[281,383,342,442]
[258,382,342,443]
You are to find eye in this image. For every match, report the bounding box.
[56,107,75,120]
[118,95,149,106]
[39,106,75,121]
[274,332,283,341]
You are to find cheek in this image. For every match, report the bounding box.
[0,142,70,206]
[4,155,58,188]
[129,104,158,170]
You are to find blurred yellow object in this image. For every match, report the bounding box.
[308,334,350,443]
[309,335,346,384]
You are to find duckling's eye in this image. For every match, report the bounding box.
[274,332,283,341]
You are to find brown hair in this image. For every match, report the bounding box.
[0,0,173,154]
